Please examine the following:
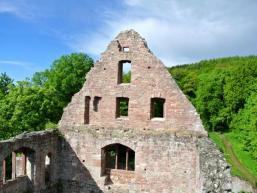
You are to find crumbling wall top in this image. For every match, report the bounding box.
[59,29,207,136]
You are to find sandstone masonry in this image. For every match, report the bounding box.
[0,30,242,193]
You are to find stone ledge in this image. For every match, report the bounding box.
[59,125,207,139]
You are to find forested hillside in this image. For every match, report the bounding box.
[169,56,257,186]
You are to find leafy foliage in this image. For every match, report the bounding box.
[169,55,257,176]
[230,94,257,160]
[0,72,13,96]
[0,53,93,140]
[122,71,131,83]
[118,99,129,117]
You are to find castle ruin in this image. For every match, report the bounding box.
[0,30,232,193]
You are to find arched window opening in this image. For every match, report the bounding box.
[102,144,135,175]
[45,153,52,185]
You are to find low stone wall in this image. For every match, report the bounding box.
[3,176,31,193]
[0,130,60,193]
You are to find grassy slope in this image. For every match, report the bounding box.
[226,133,257,180]
[209,132,257,187]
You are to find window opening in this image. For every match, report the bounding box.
[2,154,12,183]
[45,153,51,185]
[102,144,135,175]
[123,47,129,52]
[3,148,35,184]
[93,96,101,112]
[116,97,129,117]
[118,61,131,84]
[151,98,165,118]
[105,146,116,169]
[85,96,91,124]
[117,145,127,170]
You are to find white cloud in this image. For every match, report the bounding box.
[1,0,257,66]
[0,0,54,20]
[0,1,17,13]
[0,60,41,71]
[71,0,257,66]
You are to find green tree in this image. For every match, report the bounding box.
[0,81,60,139]
[230,93,257,159]
[0,72,13,95]
[34,53,93,103]
[195,70,228,131]
[32,53,94,122]
[0,53,93,139]
[169,55,257,168]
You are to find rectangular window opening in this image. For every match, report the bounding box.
[123,47,129,52]
[118,61,131,84]
[151,98,165,118]
[3,154,12,182]
[84,96,91,124]
[45,153,51,185]
[93,96,101,112]
[116,97,129,118]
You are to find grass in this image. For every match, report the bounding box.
[225,132,257,180]
[208,132,225,153]
[209,131,257,187]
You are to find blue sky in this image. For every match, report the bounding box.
[1,0,257,81]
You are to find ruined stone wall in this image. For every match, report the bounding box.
[58,126,236,193]
[2,176,30,193]
[0,130,60,193]
[197,137,232,193]
[0,128,236,193]
[59,30,206,135]
[0,30,242,193]
[57,30,233,193]
[59,126,202,193]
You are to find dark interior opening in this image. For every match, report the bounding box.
[151,98,165,118]
[117,145,127,170]
[84,96,91,124]
[3,154,12,182]
[116,97,129,117]
[105,146,116,169]
[102,143,135,174]
[128,150,135,171]
[93,96,101,112]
